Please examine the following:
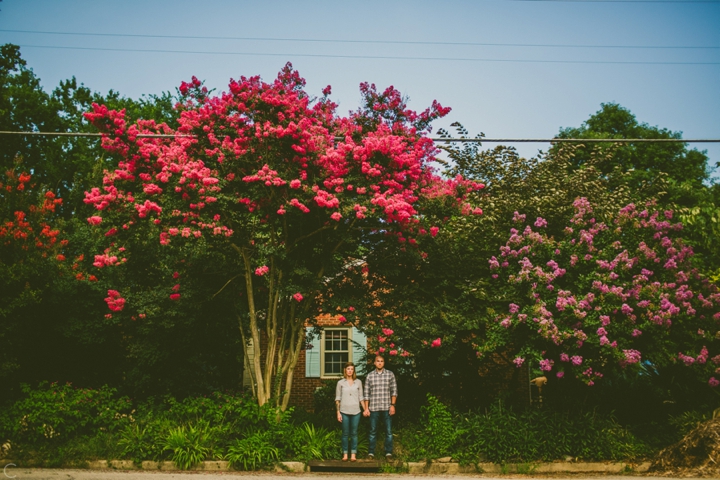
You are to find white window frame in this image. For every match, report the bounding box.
[320,327,353,379]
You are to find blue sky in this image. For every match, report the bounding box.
[1,0,718,174]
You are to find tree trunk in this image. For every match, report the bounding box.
[239,249,307,410]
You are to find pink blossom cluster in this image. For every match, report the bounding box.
[104,290,126,312]
[482,198,720,387]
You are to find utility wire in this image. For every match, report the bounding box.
[2,131,718,143]
[2,29,717,50]
[0,131,179,138]
[16,45,720,65]
[509,0,719,3]
[432,138,720,143]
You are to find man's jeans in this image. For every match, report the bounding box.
[368,410,393,455]
[341,412,361,454]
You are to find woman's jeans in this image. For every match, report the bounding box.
[341,412,361,454]
[369,410,393,455]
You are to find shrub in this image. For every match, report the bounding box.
[460,402,651,463]
[118,423,161,464]
[162,424,210,470]
[0,382,132,451]
[287,422,339,462]
[226,432,279,470]
[402,396,651,463]
[416,394,457,459]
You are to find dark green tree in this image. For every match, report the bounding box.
[0,44,177,218]
[556,103,710,200]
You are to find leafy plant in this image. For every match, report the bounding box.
[459,402,651,463]
[226,432,279,470]
[287,422,338,462]
[118,423,162,463]
[419,394,457,458]
[162,424,210,470]
[2,382,132,451]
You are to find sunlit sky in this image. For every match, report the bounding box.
[1,0,719,175]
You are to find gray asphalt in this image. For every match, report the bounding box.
[0,470,696,480]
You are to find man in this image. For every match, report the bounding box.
[362,354,397,460]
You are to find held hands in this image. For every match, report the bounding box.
[363,409,370,417]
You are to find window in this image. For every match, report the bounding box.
[323,329,349,376]
[305,326,367,379]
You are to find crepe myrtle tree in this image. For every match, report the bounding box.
[1,168,69,309]
[82,64,482,409]
[481,198,720,388]
[0,168,72,380]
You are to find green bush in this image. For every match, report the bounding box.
[421,394,457,458]
[226,432,279,470]
[118,423,162,464]
[0,383,132,451]
[402,397,651,463]
[162,424,211,470]
[668,410,711,438]
[459,402,651,463]
[286,422,339,462]
[0,385,657,466]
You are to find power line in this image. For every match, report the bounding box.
[2,29,717,50]
[2,131,718,143]
[17,45,720,66]
[509,0,719,3]
[0,131,179,138]
[432,138,720,143]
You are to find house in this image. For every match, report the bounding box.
[242,313,367,411]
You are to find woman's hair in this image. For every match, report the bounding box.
[343,362,356,380]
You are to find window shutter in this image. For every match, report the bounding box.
[351,327,368,376]
[305,327,321,378]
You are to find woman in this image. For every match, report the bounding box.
[335,362,364,461]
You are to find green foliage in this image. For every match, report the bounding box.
[162,424,210,470]
[556,103,709,189]
[117,424,161,464]
[0,382,131,448]
[668,410,712,438]
[287,422,339,463]
[402,397,651,463]
[312,381,339,424]
[0,385,299,466]
[226,432,279,470]
[459,403,650,463]
[0,44,178,215]
[416,394,457,458]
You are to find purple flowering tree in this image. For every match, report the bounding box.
[482,198,720,388]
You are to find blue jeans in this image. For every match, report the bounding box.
[368,410,393,455]
[341,412,361,454]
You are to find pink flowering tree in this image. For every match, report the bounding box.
[82,65,479,409]
[482,198,720,388]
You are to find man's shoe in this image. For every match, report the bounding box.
[385,453,393,460]
[368,453,375,460]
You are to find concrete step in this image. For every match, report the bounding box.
[308,459,400,472]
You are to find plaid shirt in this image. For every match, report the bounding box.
[363,369,398,412]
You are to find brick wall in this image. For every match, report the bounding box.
[287,347,324,411]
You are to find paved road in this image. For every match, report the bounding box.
[0,469,696,480]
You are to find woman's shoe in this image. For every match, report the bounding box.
[350,455,357,462]
[342,455,348,462]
